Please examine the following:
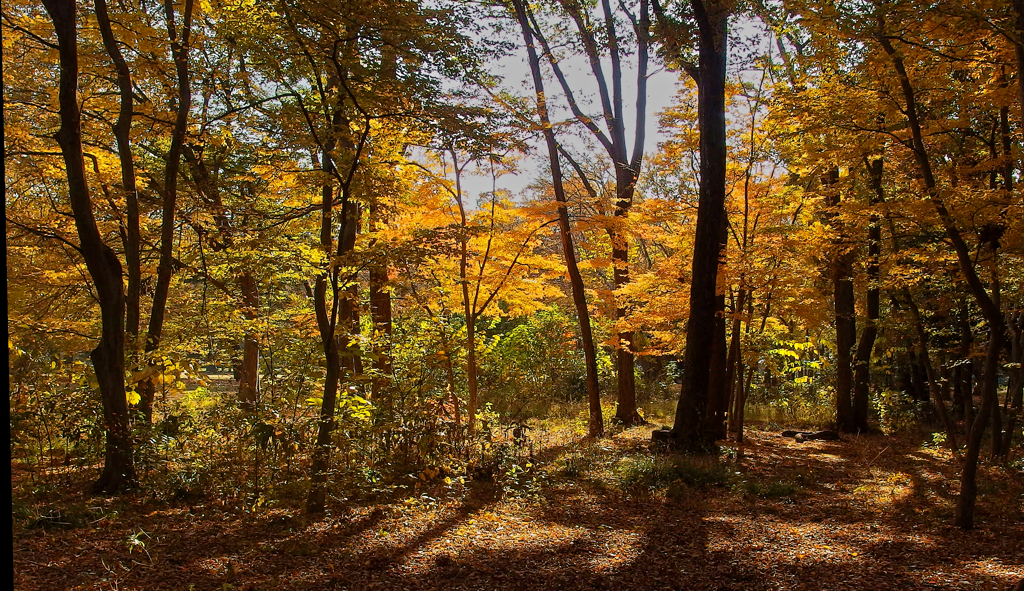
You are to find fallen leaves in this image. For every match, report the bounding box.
[11,425,1024,591]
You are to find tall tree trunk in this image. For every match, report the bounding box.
[42,0,135,493]
[1014,0,1024,127]
[94,0,140,343]
[513,0,603,437]
[1003,312,1022,456]
[705,289,729,439]
[955,325,1002,529]
[670,0,729,451]
[725,288,746,438]
[853,157,884,434]
[451,155,480,434]
[877,24,1005,529]
[237,272,260,411]
[139,0,194,423]
[530,0,650,426]
[823,166,857,432]
[903,290,961,456]
[368,204,393,404]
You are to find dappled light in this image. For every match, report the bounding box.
[7,0,1024,589]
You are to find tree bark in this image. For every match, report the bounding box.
[237,272,260,410]
[93,0,141,343]
[42,0,135,493]
[669,0,729,451]
[139,0,194,423]
[513,0,603,437]
[852,157,884,434]
[876,23,1005,529]
[368,199,393,404]
[823,166,857,432]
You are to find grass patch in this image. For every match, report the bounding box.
[614,454,731,495]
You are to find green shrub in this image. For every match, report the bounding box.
[614,455,730,494]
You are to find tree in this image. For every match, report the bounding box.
[40,0,135,493]
[517,0,653,425]
[651,0,731,450]
[512,0,605,437]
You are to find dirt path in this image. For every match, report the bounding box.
[12,426,1024,590]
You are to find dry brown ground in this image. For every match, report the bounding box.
[12,425,1024,591]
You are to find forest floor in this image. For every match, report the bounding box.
[12,422,1024,591]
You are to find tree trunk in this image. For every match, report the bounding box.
[139,0,194,423]
[513,0,602,437]
[670,0,729,451]
[1004,312,1023,456]
[368,200,393,403]
[852,157,883,434]
[42,0,136,493]
[877,24,1005,529]
[955,325,1002,529]
[237,272,260,411]
[823,166,857,432]
[93,0,141,343]
[705,290,729,439]
[953,299,974,422]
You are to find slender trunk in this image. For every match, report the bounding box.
[1014,0,1024,127]
[452,157,480,434]
[955,325,1002,529]
[877,24,1007,529]
[513,0,602,436]
[904,290,961,456]
[852,158,883,433]
[725,288,745,438]
[42,0,135,493]
[140,0,194,423]
[670,0,729,451]
[1005,312,1023,456]
[368,200,393,403]
[705,289,729,439]
[955,300,975,424]
[93,0,140,342]
[237,272,260,410]
[307,341,340,513]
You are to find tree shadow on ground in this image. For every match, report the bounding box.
[13,427,1024,591]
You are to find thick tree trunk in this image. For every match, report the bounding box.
[610,171,641,426]
[513,0,602,437]
[42,0,135,493]
[823,166,857,432]
[670,0,728,451]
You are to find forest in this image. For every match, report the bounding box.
[6,0,1024,589]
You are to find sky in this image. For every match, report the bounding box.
[457,41,685,205]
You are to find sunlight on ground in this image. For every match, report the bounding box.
[802,451,849,464]
[584,530,645,573]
